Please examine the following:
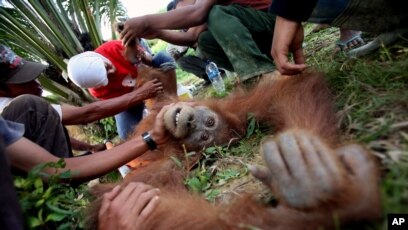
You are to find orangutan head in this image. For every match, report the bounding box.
[163,103,234,150]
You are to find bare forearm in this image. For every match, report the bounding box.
[62,137,149,182]
[143,5,208,31]
[158,30,197,47]
[6,136,150,183]
[62,91,145,125]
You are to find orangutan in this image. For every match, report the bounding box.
[85,70,381,230]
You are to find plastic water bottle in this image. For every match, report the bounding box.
[206,61,225,93]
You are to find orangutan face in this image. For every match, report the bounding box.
[164,103,229,150]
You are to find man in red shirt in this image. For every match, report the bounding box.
[68,40,176,141]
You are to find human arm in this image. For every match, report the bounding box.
[69,137,106,152]
[98,183,160,230]
[5,104,172,183]
[269,0,320,75]
[121,0,217,46]
[271,16,307,75]
[60,79,163,125]
[157,24,207,47]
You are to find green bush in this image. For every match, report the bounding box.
[14,159,89,229]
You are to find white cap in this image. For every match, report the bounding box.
[67,51,110,88]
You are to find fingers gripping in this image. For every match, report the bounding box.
[274,132,316,207]
[102,182,160,229]
[98,185,121,220]
[297,133,345,204]
[259,130,346,209]
[278,133,308,181]
[311,136,345,188]
[335,144,376,177]
[335,144,381,219]
[258,135,304,207]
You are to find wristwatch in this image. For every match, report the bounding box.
[142,132,157,150]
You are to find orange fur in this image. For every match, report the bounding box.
[86,71,380,230]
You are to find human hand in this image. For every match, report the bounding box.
[121,17,146,47]
[135,78,164,100]
[271,16,307,75]
[121,17,159,46]
[149,103,175,145]
[98,182,160,230]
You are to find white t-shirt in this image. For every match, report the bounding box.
[0,97,62,119]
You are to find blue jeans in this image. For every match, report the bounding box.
[114,103,144,140]
[151,51,175,68]
[309,0,349,24]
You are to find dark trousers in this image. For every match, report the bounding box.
[1,95,72,158]
[198,4,276,81]
[331,0,408,34]
[177,55,210,82]
[0,139,24,230]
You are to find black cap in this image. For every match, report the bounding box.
[0,45,47,84]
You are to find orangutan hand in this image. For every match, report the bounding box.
[250,130,346,209]
[250,129,380,222]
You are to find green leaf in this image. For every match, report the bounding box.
[204,189,220,202]
[199,173,210,184]
[218,168,240,180]
[35,199,45,208]
[42,187,54,200]
[205,146,217,154]
[34,177,43,190]
[186,177,202,193]
[38,208,44,223]
[13,177,29,189]
[28,216,42,228]
[246,113,256,138]
[45,213,67,222]
[46,202,74,215]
